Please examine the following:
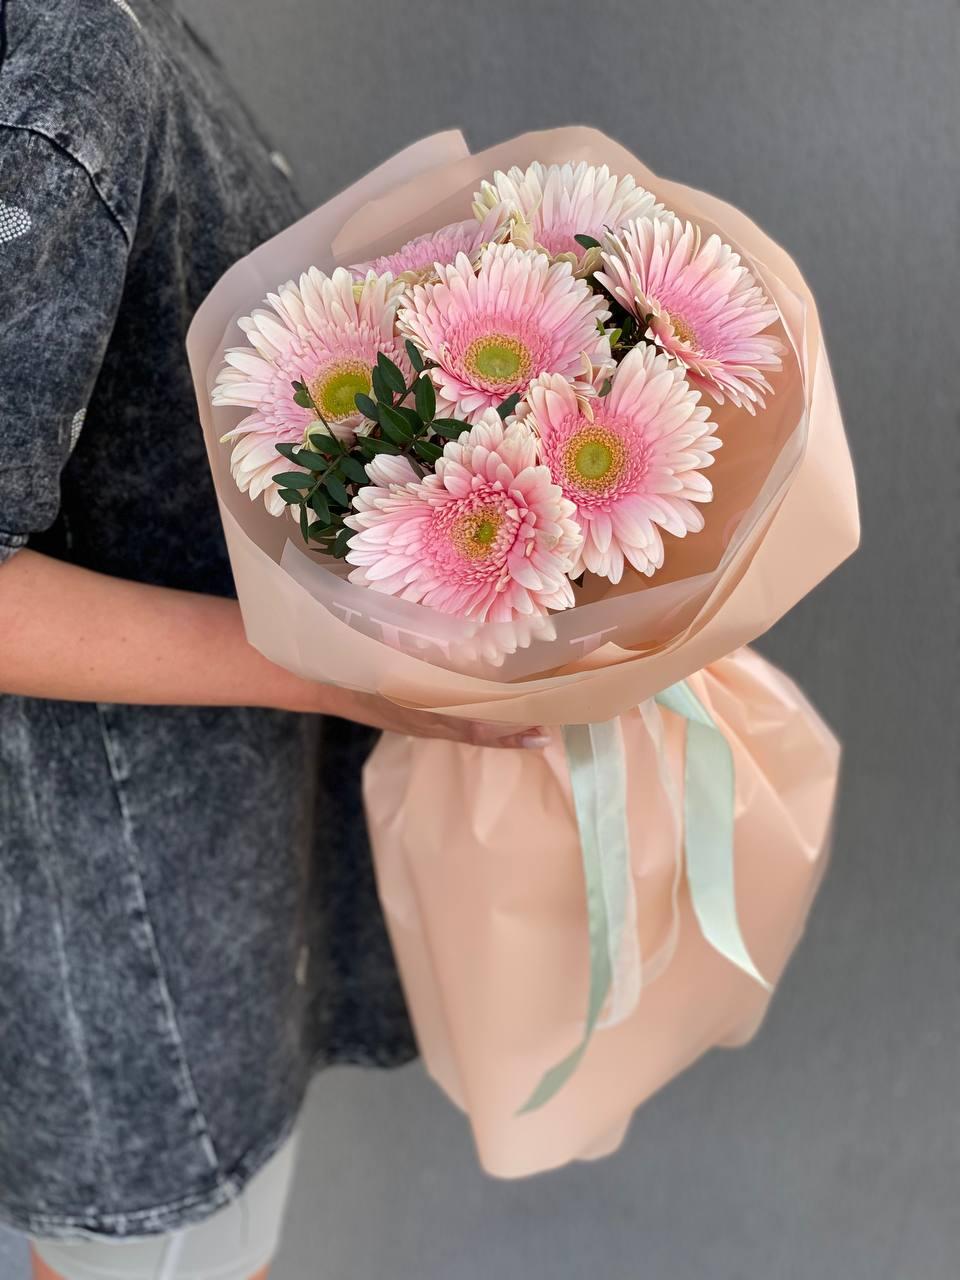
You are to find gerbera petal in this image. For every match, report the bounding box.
[213,267,411,512]
[345,411,582,623]
[524,346,720,584]
[598,218,784,409]
[473,160,673,274]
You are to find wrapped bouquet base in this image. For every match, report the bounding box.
[366,647,839,1177]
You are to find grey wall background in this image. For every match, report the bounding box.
[3,1,958,1277]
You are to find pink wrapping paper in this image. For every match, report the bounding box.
[366,648,840,1175]
[186,128,859,1176]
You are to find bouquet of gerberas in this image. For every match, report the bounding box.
[212,166,780,645]
[189,128,858,1178]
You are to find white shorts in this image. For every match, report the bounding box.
[31,1131,299,1280]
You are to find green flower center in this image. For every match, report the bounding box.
[473,518,498,546]
[452,508,503,558]
[563,425,626,492]
[312,361,371,421]
[464,334,531,385]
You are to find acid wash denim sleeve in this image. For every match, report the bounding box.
[0,0,415,1242]
[0,126,129,561]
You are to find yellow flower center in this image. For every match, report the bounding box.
[563,425,626,492]
[464,334,531,385]
[312,361,371,421]
[670,313,698,349]
[452,508,502,558]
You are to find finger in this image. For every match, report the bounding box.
[466,722,552,750]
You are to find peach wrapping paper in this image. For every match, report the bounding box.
[366,648,840,1175]
[186,128,859,1176]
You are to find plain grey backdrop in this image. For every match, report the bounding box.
[3,0,958,1277]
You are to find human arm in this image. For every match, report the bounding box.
[0,550,548,747]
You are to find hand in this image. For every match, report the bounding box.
[284,683,552,751]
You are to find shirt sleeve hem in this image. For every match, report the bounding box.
[0,530,30,564]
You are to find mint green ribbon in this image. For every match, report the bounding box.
[519,679,769,1115]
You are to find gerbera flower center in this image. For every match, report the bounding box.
[311,360,372,421]
[668,312,699,350]
[451,507,504,559]
[464,334,532,386]
[563,425,626,492]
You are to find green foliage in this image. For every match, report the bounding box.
[379,404,415,444]
[272,471,313,489]
[377,351,407,395]
[431,418,472,438]
[357,436,402,456]
[497,392,521,419]
[324,472,350,507]
[414,373,436,421]
[354,392,380,422]
[310,489,331,523]
[292,380,314,409]
[340,455,369,484]
[413,439,443,463]
[276,341,533,556]
[404,339,425,373]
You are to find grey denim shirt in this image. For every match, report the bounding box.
[0,0,414,1240]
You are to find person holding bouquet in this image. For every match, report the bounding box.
[0,3,548,1279]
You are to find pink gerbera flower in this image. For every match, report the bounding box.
[398,242,611,423]
[348,209,505,284]
[474,160,670,275]
[213,267,408,512]
[523,345,721,583]
[597,218,784,412]
[344,411,582,622]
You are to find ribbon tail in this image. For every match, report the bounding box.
[518,719,632,1114]
[655,681,771,991]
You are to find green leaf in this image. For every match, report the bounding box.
[574,233,601,250]
[414,374,436,422]
[272,471,313,489]
[340,455,369,484]
[371,366,391,405]
[293,387,314,409]
[599,377,613,397]
[299,503,309,543]
[607,327,622,348]
[306,429,342,454]
[305,432,343,458]
[404,339,425,373]
[358,436,401,455]
[497,392,521,419]
[354,392,380,421]
[292,449,333,471]
[379,404,414,444]
[310,489,331,523]
[377,351,407,394]
[308,520,333,541]
[324,473,351,506]
[413,439,443,464]
[395,405,423,433]
[275,442,301,462]
[277,487,305,504]
[333,526,353,558]
[430,418,472,439]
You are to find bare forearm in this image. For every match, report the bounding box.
[0,550,314,709]
[0,550,548,748]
